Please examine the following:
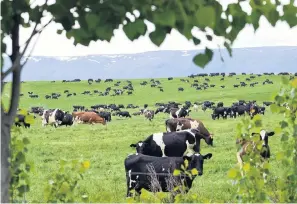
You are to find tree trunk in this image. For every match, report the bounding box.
[1,112,11,203]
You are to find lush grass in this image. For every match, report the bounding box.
[2,75,286,202]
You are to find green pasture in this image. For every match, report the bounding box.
[2,74,287,202]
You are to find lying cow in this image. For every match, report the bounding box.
[130,129,213,157]
[59,113,74,127]
[116,111,132,118]
[41,108,64,127]
[72,111,106,125]
[236,130,275,175]
[125,152,212,197]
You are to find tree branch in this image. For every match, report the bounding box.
[1,7,52,80]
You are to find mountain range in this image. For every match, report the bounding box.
[3,46,297,81]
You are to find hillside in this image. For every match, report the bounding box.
[3,46,297,81]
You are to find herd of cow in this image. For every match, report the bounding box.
[14,96,279,199]
[12,73,297,199]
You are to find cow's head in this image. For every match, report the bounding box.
[252,130,275,148]
[130,141,144,153]
[183,153,212,176]
[191,129,213,146]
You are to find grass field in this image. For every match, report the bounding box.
[2,74,287,202]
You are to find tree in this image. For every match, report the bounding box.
[1,0,297,202]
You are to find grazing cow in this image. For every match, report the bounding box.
[125,152,212,197]
[15,114,31,128]
[97,111,112,122]
[41,109,64,127]
[130,129,213,157]
[165,117,212,136]
[60,113,74,126]
[143,110,155,121]
[116,111,132,118]
[72,111,106,125]
[211,107,227,120]
[236,130,275,175]
[170,107,191,118]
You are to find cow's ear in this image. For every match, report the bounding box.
[182,155,192,162]
[267,131,275,136]
[203,153,212,160]
[251,133,259,136]
[130,144,137,148]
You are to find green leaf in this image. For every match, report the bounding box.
[206,34,212,41]
[243,162,251,172]
[228,168,238,179]
[85,13,99,31]
[173,169,181,176]
[17,185,30,194]
[23,137,30,145]
[57,29,63,34]
[195,6,216,29]
[193,48,213,68]
[149,28,167,46]
[224,42,232,57]
[193,37,201,45]
[266,9,279,26]
[283,3,297,28]
[123,19,147,41]
[24,115,35,124]
[191,168,198,175]
[153,11,176,27]
[270,104,279,113]
[59,181,70,194]
[249,10,262,30]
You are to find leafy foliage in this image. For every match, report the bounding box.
[228,77,297,203]
[44,159,90,203]
[9,127,34,203]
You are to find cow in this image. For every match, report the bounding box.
[60,113,74,126]
[72,111,106,125]
[15,114,31,128]
[143,110,155,121]
[165,118,213,138]
[97,111,112,122]
[124,152,212,197]
[211,107,227,120]
[41,109,64,127]
[130,129,213,157]
[170,107,190,118]
[116,111,132,118]
[236,130,275,176]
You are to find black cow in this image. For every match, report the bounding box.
[116,111,131,118]
[98,111,112,122]
[60,113,74,126]
[15,114,31,128]
[125,153,212,197]
[130,129,213,157]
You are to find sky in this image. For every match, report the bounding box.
[3,0,297,56]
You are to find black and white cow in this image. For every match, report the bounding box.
[170,107,191,119]
[41,109,64,127]
[125,152,212,197]
[130,129,213,157]
[116,111,132,118]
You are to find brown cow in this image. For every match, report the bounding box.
[165,118,213,143]
[72,111,106,125]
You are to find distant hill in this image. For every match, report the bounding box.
[3,46,297,81]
